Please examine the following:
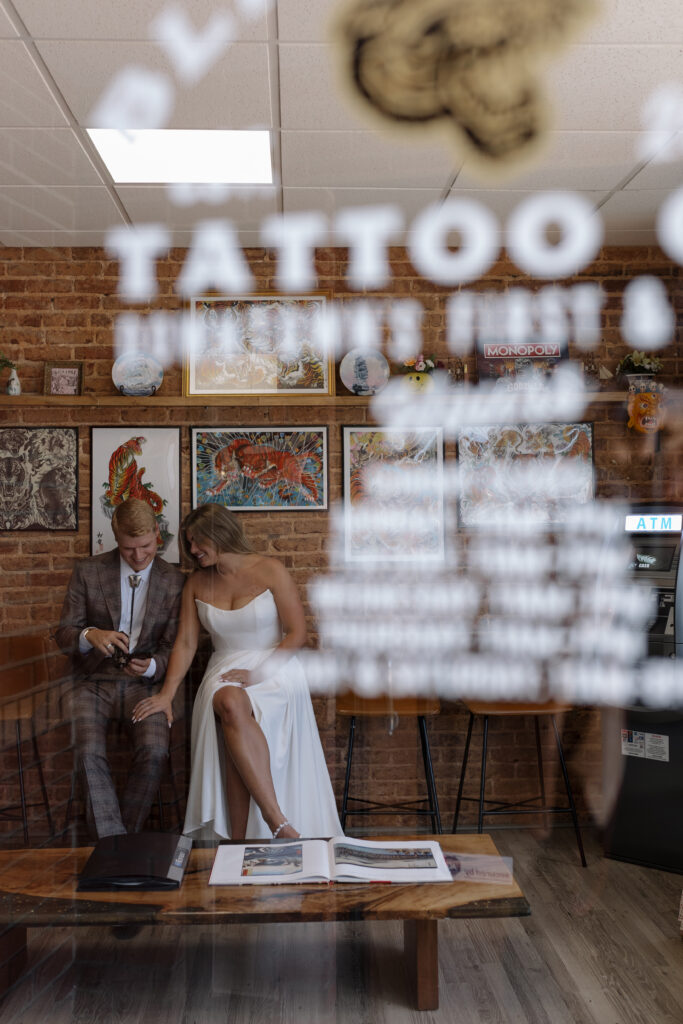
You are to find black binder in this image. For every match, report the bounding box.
[78,832,193,891]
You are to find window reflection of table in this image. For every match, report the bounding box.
[0,833,529,1011]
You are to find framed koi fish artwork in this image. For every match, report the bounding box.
[90,427,181,561]
[341,427,445,561]
[457,422,594,527]
[192,427,328,511]
[185,295,333,397]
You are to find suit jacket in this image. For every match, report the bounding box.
[55,549,185,683]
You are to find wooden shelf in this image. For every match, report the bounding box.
[0,394,371,407]
[0,392,627,408]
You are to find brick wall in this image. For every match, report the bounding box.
[0,244,681,842]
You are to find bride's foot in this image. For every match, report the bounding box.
[271,820,300,840]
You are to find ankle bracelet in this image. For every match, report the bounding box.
[272,820,290,839]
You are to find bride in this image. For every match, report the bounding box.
[131,503,342,841]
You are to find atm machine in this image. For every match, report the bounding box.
[603,504,683,873]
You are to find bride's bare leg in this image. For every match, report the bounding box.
[212,687,299,839]
[222,750,250,840]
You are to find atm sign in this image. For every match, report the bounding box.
[625,515,683,532]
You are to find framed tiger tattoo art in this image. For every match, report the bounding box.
[184,295,333,397]
[90,427,181,561]
[342,426,445,562]
[192,427,328,512]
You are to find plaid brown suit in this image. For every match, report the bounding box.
[56,549,185,838]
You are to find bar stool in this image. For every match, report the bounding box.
[337,692,442,833]
[0,633,55,845]
[452,701,586,866]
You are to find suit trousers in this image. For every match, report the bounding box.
[73,676,170,838]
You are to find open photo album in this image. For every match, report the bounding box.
[209,837,452,886]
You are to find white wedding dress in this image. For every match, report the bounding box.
[183,589,343,840]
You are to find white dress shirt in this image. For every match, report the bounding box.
[79,557,157,677]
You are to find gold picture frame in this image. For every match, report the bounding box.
[44,360,83,396]
[184,294,333,397]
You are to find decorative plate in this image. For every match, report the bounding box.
[340,349,390,396]
[112,353,164,396]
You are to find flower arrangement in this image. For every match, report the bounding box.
[615,350,663,376]
[399,353,443,374]
[0,353,16,372]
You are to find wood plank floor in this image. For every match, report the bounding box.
[2,828,682,1024]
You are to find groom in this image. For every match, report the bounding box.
[56,498,185,838]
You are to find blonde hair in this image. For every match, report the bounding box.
[111,498,157,537]
[181,504,252,567]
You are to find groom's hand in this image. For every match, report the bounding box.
[87,628,128,658]
[124,657,152,677]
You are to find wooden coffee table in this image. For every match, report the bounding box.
[0,833,529,1010]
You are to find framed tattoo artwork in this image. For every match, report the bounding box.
[184,294,333,397]
[342,427,445,561]
[90,427,181,561]
[0,426,78,531]
[456,422,594,526]
[43,360,83,396]
[192,427,328,511]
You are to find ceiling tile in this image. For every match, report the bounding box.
[0,228,107,245]
[547,45,683,131]
[456,132,651,191]
[279,43,365,131]
[0,41,68,127]
[281,130,458,188]
[12,0,269,41]
[277,0,681,46]
[0,5,18,37]
[277,0,338,42]
[444,188,609,248]
[0,228,210,247]
[625,133,683,188]
[598,188,671,231]
[116,184,280,231]
[589,0,683,43]
[283,186,447,238]
[276,0,683,46]
[602,227,658,244]
[35,40,273,129]
[448,187,606,218]
[0,127,103,185]
[0,185,126,230]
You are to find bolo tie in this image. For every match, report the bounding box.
[127,573,142,650]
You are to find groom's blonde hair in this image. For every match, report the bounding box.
[112,498,157,537]
[181,503,252,567]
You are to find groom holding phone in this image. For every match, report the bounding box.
[56,498,185,839]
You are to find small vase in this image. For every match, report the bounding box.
[6,368,20,395]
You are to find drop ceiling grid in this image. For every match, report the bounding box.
[0,0,679,246]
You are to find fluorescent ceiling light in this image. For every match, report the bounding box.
[87,129,272,184]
